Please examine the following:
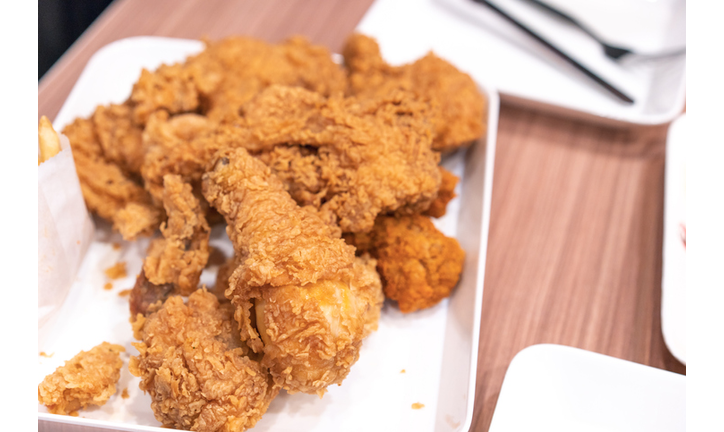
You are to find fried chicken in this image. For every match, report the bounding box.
[130,289,278,432]
[143,174,210,295]
[129,269,175,318]
[92,102,145,174]
[38,342,125,415]
[343,33,486,152]
[423,167,460,218]
[63,116,161,240]
[347,214,465,313]
[202,147,384,396]
[130,36,346,124]
[145,85,440,233]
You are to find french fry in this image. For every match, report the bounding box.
[38,115,61,163]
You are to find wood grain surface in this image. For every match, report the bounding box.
[38,0,686,430]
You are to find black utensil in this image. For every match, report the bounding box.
[525,0,686,61]
[472,0,635,104]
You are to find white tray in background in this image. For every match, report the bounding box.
[38,37,499,432]
[356,0,685,126]
[662,114,686,365]
[489,344,686,432]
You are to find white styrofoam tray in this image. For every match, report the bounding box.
[489,344,686,431]
[356,0,685,126]
[38,36,499,432]
[662,114,686,365]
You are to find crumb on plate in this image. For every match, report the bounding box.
[104,262,127,279]
[103,282,113,290]
[112,242,122,250]
[118,289,132,297]
[411,403,425,410]
[40,351,54,358]
[400,369,406,373]
[121,388,129,399]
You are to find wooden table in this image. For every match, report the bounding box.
[38,0,686,430]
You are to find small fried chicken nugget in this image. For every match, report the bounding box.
[349,214,465,313]
[130,290,278,432]
[38,342,125,415]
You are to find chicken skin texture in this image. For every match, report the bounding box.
[143,174,210,295]
[38,342,125,415]
[343,33,486,152]
[62,116,161,240]
[202,147,383,396]
[130,290,279,432]
[347,214,465,313]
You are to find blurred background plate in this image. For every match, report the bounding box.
[662,114,686,364]
[489,344,685,431]
[356,0,685,126]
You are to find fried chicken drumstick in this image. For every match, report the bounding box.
[203,147,384,396]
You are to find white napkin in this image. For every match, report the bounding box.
[38,134,94,330]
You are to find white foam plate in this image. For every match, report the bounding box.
[489,344,686,431]
[662,114,686,364]
[38,36,499,432]
[356,0,686,126]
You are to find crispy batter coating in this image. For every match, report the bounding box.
[254,254,383,396]
[130,290,278,432]
[202,147,355,288]
[343,33,486,152]
[92,103,145,174]
[38,342,125,415]
[147,85,440,233]
[141,111,217,204]
[143,175,210,295]
[62,116,161,240]
[423,167,459,218]
[202,148,383,395]
[131,63,201,125]
[130,36,346,124]
[348,215,465,313]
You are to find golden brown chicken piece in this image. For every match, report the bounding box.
[423,167,460,218]
[145,85,440,233]
[62,117,161,240]
[130,36,346,124]
[343,33,486,152]
[143,174,210,295]
[92,103,145,174]
[347,214,465,313]
[202,147,384,396]
[130,289,278,432]
[38,342,125,415]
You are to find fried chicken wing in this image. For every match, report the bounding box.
[38,342,125,415]
[202,147,383,396]
[63,117,161,240]
[343,33,486,152]
[130,290,278,432]
[143,174,210,295]
[347,214,465,313]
